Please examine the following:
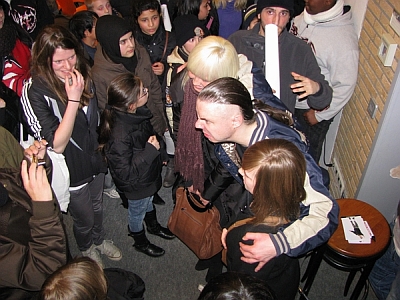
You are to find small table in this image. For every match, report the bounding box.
[301,198,390,300]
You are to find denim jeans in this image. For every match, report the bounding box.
[369,221,400,300]
[128,196,154,232]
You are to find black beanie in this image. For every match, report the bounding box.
[256,0,294,15]
[173,15,207,47]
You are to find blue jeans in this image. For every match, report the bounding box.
[369,222,400,300]
[128,196,154,232]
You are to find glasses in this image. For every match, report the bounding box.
[139,87,148,99]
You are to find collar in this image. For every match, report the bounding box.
[303,0,344,25]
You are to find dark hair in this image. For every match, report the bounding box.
[198,272,276,300]
[242,139,306,224]
[177,0,203,17]
[198,77,293,126]
[98,73,142,151]
[31,25,92,106]
[132,0,161,29]
[39,257,108,300]
[69,11,99,41]
[0,0,32,49]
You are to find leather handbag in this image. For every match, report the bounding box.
[168,187,223,259]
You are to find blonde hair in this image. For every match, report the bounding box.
[184,36,239,86]
[213,0,247,10]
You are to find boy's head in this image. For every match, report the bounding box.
[132,0,161,35]
[85,0,113,17]
[69,11,99,44]
[174,14,207,53]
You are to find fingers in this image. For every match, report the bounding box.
[254,261,267,272]
[221,228,228,249]
[21,160,29,185]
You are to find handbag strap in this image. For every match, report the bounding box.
[184,188,210,213]
[161,31,169,62]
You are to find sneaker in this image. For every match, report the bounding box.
[103,188,120,199]
[82,244,104,268]
[198,284,205,292]
[96,240,122,261]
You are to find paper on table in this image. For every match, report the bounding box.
[341,216,372,244]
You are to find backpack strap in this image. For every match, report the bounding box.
[221,217,255,265]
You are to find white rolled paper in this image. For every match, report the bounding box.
[264,24,280,99]
[161,4,172,32]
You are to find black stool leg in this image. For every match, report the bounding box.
[344,270,357,296]
[350,263,374,300]
[300,244,326,299]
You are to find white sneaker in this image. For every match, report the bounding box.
[103,188,120,199]
[82,244,104,268]
[96,240,122,261]
[198,284,205,292]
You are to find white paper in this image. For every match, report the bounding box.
[264,24,280,98]
[341,216,371,244]
[161,4,172,32]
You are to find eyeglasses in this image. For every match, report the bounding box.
[139,87,148,99]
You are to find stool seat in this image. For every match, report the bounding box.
[328,199,390,259]
[301,198,390,300]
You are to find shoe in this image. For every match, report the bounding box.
[82,244,104,268]
[128,228,165,257]
[195,259,211,271]
[145,209,175,239]
[103,188,120,199]
[163,160,176,188]
[152,193,165,205]
[95,240,122,261]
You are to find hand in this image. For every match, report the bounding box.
[65,69,84,103]
[21,160,53,202]
[24,139,48,162]
[152,62,164,76]
[303,109,319,126]
[290,72,320,100]
[0,97,5,108]
[240,232,277,272]
[177,63,187,74]
[148,135,160,150]
[221,228,228,249]
[188,186,210,205]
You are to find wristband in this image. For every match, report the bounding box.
[68,100,80,103]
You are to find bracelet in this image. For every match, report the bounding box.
[68,99,80,103]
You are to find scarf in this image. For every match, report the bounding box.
[0,19,17,57]
[303,0,344,25]
[174,80,205,192]
[96,15,138,72]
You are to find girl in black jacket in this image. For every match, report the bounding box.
[98,73,174,257]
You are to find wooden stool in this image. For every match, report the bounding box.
[301,198,390,300]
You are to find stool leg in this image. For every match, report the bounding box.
[350,263,374,300]
[344,270,357,296]
[300,245,326,299]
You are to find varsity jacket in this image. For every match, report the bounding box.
[291,6,359,121]
[204,111,339,257]
[104,107,167,200]
[20,76,107,187]
[92,44,167,137]
[228,26,333,113]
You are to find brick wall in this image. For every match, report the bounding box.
[329,0,400,198]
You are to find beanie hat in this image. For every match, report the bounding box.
[242,4,257,30]
[256,0,294,15]
[173,15,208,47]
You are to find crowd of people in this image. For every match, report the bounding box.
[4,0,396,299]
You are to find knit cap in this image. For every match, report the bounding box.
[256,0,294,15]
[173,15,207,47]
[242,3,257,30]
